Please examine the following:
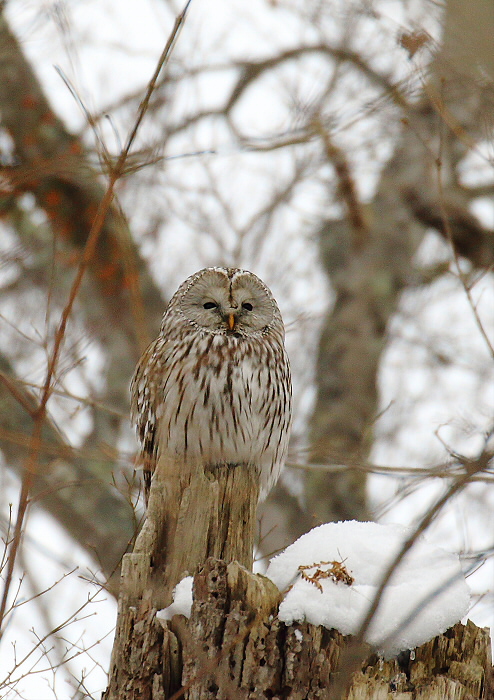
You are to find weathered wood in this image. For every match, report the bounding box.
[181,559,282,700]
[104,458,259,699]
[145,456,259,604]
[180,558,492,700]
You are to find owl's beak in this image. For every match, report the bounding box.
[227,313,236,331]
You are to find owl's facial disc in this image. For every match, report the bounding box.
[178,269,276,335]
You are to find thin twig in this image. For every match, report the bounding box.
[312,118,368,249]
[436,165,494,359]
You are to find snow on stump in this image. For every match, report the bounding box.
[178,558,491,700]
[162,522,491,699]
[266,521,471,656]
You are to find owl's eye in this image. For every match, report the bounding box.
[242,302,253,311]
[203,301,218,310]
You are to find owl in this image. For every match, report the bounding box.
[130,267,292,505]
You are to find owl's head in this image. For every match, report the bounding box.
[168,267,284,338]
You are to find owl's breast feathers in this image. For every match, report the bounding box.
[131,328,291,504]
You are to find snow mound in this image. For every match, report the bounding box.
[266,520,470,656]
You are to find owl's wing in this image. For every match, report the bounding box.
[130,338,163,505]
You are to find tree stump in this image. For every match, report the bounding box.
[103,457,260,699]
[104,456,492,699]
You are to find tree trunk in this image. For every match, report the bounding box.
[300,0,494,533]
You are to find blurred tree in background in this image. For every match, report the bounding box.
[0,0,493,695]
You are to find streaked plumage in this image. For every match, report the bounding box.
[130,267,292,504]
